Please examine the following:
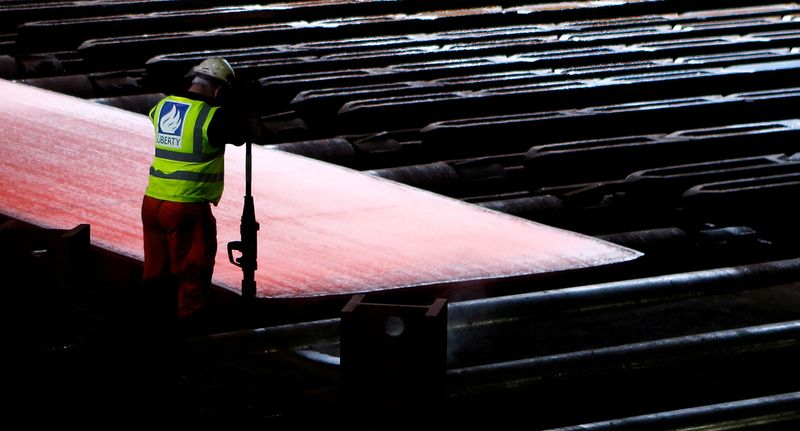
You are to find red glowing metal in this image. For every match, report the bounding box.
[0,79,641,298]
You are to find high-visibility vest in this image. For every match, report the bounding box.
[145,95,225,204]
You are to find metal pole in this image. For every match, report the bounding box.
[241,140,256,298]
[227,141,259,300]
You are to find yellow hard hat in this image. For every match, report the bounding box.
[191,57,235,87]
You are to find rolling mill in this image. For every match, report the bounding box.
[3,0,800,428]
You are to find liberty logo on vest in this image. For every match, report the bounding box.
[156,101,189,148]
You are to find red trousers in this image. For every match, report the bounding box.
[141,195,217,318]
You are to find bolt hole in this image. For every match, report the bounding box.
[385,316,405,337]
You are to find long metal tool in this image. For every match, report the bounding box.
[227,140,259,299]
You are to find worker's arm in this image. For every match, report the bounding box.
[210,77,265,147]
[206,107,262,148]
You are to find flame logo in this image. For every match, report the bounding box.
[159,105,183,134]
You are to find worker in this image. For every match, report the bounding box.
[141,57,261,329]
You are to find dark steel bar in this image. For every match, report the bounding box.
[365,155,519,197]
[366,161,462,195]
[597,225,776,271]
[682,171,800,231]
[268,137,357,166]
[288,47,799,120]
[230,43,800,123]
[598,226,693,253]
[86,3,800,72]
[137,17,800,111]
[185,317,340,354]
[91,93,166,115]
[475,194,564,221]
[420,88,800,159]
[20,69,148,99]
[448,257,800,331]
[16,1,432,53]
[187,258,800,358]
[77,5,557,70]
[625,153,800,204]
[337,59,800,133]
[599,226,766,258]
[543,391,800,431]
[448,319,800,395]
[524,120,800,187]
[256,28,800,105]
[0,0,243,30]
[19,0,625,52]
[19,74,95,98]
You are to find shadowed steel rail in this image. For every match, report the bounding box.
[543,391,800,431]
[189,257,800,360]
[447,257,800,332]
[448,319,800,392]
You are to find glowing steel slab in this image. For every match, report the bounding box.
[0,79,641,298]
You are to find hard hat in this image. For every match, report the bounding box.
[190,57,235,87]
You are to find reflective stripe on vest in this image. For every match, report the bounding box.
[149,166,224,183]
